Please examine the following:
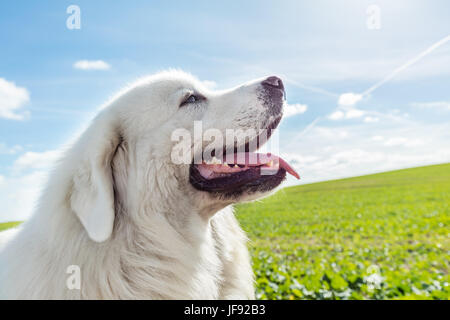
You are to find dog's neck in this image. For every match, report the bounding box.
[107,195,224,299]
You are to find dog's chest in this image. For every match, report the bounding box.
[181,227,223,299]
[130,223,224,299]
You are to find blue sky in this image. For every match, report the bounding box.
[1,0,450,221]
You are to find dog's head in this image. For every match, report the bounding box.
[68,71,298,242]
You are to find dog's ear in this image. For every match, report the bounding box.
[69,118,123,242]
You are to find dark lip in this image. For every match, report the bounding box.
[189,164,286,197]
[188,115,286,197]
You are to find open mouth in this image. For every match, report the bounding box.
[189,119,300,197]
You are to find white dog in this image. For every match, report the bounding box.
[0,71,298,299]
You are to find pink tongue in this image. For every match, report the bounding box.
[221,152,300,179]
[278,157,301,180]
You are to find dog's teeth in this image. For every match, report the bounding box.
[211,156,222,164]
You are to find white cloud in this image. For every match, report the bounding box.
[73,60,111,71]
[364,116,380,123]
[328,108,365,121]
[383,137,408,147]
[315,126,349,139]
[338,93,363,106]
[384,137,423,147]
[371,135,384,141]
[13,150,62,172]
[329,110,344,120]
[345,108,365,119]
[0,78,30,120]
[411,101,450,111]
[284,103,308,118]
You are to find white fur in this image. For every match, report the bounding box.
[0,71,278,299]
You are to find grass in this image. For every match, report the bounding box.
[0,221,22,232]
[1,163,448,299]
[235,163,450,300]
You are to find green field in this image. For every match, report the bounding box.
[235,163,450,299]
[0,221,21,232]
[1,163,449,299]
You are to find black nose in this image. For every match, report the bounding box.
[262,76,284,91]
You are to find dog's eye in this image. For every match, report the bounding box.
[180,94,202,107]
[186,95,198,103]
